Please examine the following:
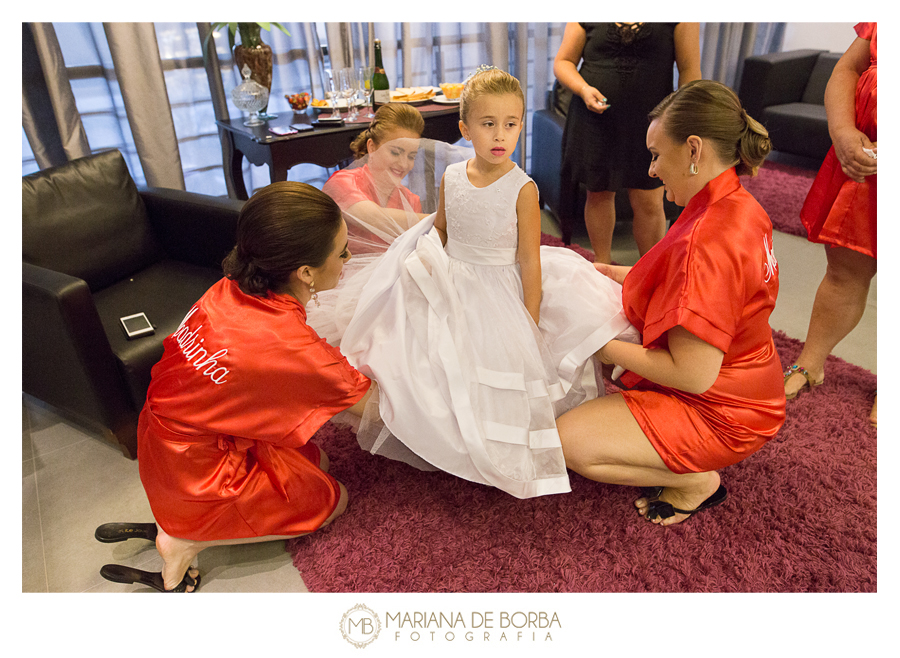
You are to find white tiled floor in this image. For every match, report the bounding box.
[22,208,876,594]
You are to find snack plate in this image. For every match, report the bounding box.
[433,94,461,105]
[389,87,440,105]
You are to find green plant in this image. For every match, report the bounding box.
[204,22,290,56]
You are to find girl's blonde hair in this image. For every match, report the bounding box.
[649,79,772,177]
[349,103,425,158]
[459,67,525,124]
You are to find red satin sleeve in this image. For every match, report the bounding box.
[855,22,875,42]
[624,175,761,355]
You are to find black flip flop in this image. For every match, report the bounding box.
[94,522,158,543]
[643,484,728,522]
[639,486,664,499]
[100,564,200,593]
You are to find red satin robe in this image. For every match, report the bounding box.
[619,168,786,473]
[138,278,370,541]
[801,21,877,258]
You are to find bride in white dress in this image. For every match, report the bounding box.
[309,69,637,498]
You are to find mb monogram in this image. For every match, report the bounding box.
[340,604,381,648]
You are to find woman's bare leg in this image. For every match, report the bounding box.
[785,245,876,397]
[155,482,349,590]
[557,393,720,526]
[584,190,616,264]
[627,187,667,256]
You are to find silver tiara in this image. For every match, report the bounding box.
[464,64,498,83]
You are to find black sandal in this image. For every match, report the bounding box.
[643,484,728,522]
[94,522,158,543]
[99,564,200,592]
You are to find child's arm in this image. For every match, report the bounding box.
[433,174,448,245]
[516,181,543,326]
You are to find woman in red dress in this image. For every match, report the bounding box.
[558,80,785,526]
[784,23,877,425]
[95,182,371,591]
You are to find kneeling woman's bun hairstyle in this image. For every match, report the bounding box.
[223,181,342,296]
[649,79,772,176]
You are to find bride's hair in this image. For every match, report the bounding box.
[459,67,525,124]
[349,103,425,158]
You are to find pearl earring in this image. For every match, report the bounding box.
[309,281,320,308]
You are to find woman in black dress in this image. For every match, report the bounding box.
[554,22,701,263]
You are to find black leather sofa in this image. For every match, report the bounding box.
[738,49,841,163]
[22,149,244,458]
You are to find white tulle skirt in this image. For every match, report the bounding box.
[308,215,637,499]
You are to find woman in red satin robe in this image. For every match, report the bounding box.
[96,182,371,592]
[558,80,785,526]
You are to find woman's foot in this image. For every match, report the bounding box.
[155,528,201,592]
[634,471,722,526]
[784,364,824,400]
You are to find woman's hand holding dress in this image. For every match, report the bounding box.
[594,262,632,286]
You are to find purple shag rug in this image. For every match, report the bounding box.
[287,240,876,591]
[742,160,818,238]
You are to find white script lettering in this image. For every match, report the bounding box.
[763,233,778,283]
[172,306,230,384]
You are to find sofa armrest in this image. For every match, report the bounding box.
[140,188,244,271]
[22,262,136,431]
[530,109,567,215]
[739,49,824,121]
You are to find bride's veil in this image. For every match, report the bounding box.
[309,137,474,346]
[309,137,475,468]
[327,137,475,256]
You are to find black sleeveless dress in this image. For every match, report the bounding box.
[561,22,678,192]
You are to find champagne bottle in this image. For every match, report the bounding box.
[372,39,390,108]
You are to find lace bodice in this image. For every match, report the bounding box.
[444,161,533,249]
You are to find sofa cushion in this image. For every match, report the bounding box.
[92,260,225,410]
[762,103,832,161]
[22,150,164,293]
[801,52,842,105]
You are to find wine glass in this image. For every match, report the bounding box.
[358,66,374,119]
[339,68,359,121]
[322,68,339,119]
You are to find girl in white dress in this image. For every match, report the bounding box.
[316,68,637,498]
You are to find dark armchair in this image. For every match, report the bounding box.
[738,49,841,163]
[22,149,244,458]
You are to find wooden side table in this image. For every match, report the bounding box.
[216,105,463,200]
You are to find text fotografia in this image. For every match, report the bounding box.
[387,611,561,642]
